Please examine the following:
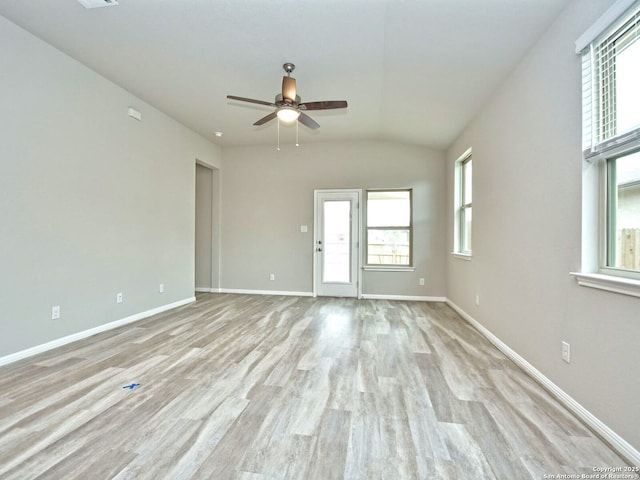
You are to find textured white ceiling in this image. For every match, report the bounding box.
[0,0,572,149]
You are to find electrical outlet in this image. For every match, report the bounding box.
[51,306,60,320]
[159,283,165,293]
[116,292,123,304]
[269,273,275,281]
[475,294,480,306]
[562,341,571,363]
[419,278,425,286]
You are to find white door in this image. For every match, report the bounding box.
[314,190,360,297]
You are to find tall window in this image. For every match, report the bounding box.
[366,190,412,266]
[454,149,472,256]
[578,1,640,278]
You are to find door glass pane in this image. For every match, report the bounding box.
[323,200,351,283]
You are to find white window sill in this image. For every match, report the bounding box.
[363,266,415,272]
[451,252,472,261]
[570,272,640,298]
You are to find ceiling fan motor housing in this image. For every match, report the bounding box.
[275,93,301,105]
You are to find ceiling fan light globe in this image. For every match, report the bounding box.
[276,107,300,123]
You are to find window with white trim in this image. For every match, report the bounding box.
[454,149,472,256]
[578,0,640,280]
[365,189,412,266]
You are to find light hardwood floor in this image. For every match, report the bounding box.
[0,294,634,479]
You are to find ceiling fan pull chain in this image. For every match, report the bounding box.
[277,117,280,151]
[296,121,299,147]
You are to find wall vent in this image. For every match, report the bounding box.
[77,0,119,8]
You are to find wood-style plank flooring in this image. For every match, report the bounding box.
[0,294,634,479]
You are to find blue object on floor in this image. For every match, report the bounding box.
[122,383,141,390]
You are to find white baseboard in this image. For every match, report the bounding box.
[215,290,444,302]
[360,294,446,302]
[219,288,313,297]
[202,289,445,302]
[0,297,196,367]
[445,298,640,466]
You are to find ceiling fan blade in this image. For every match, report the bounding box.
[253,112,277,126]
[298,112,320,130]
[282,76,297,102]
[300,100,348,110]
[227,95,276,107]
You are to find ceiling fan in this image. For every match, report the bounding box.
[227,63,348,130]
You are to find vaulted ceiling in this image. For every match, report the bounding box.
[0,0,572,149]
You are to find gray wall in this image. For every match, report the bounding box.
[446,0,640,450]
[220,141,446,297]
[0,17,221,357]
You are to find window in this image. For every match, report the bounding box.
[454,149,472,256]
[576,0,640,289]
[581,3,640,150]
[365,190,412,267]
[604,150,640,275]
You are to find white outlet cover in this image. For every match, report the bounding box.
[51,306,60,320]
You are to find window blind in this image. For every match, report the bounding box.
[579,1,640,160]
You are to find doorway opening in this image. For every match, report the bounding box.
[195,162,220,292]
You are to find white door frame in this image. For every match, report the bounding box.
[313,189,362,298]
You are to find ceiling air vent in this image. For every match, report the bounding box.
[77,0,119,8]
